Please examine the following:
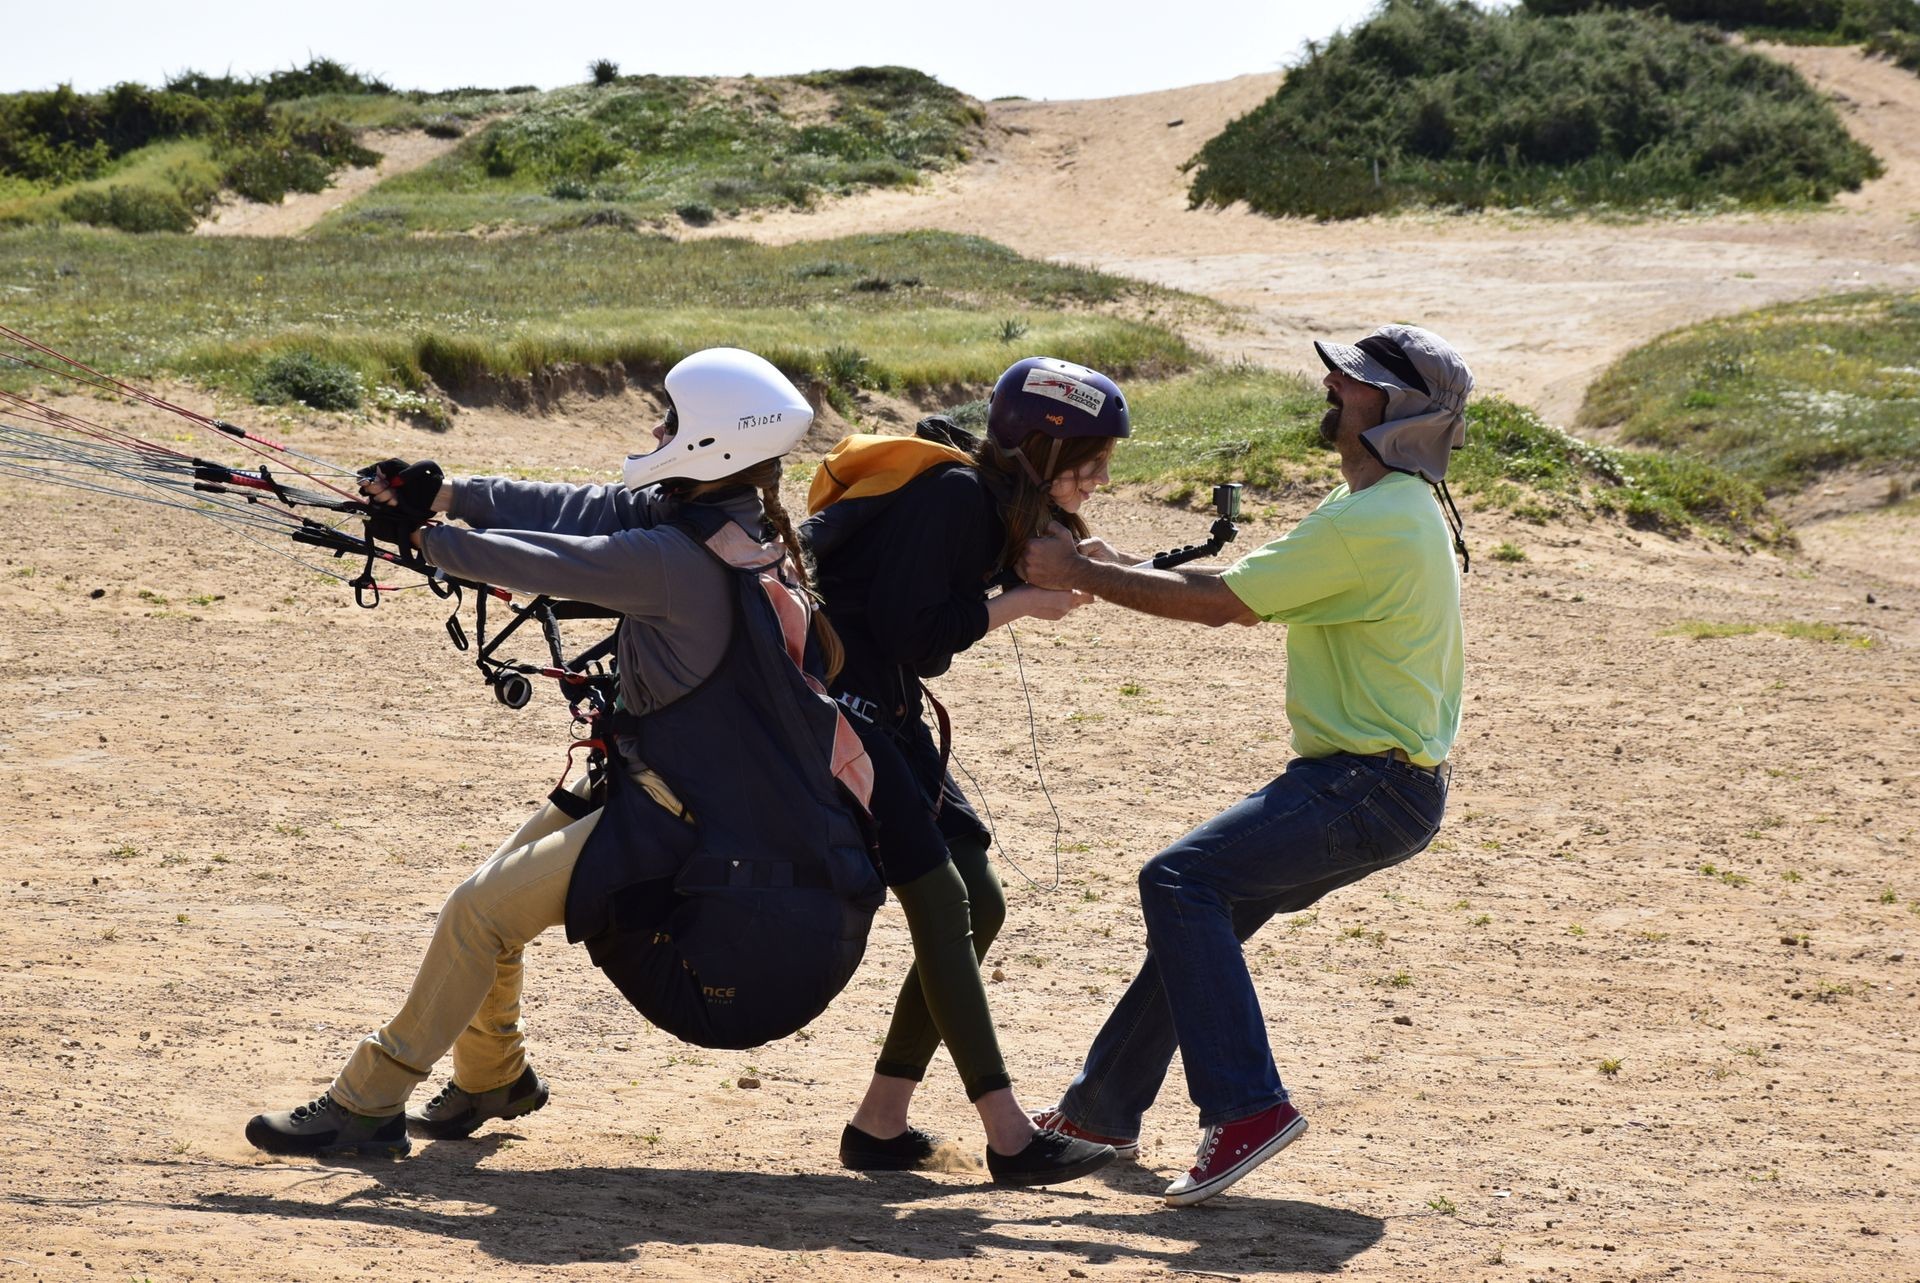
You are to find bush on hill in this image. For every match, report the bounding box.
[253,351,365,410]
[0,62,382,228]
[163,58,394,103]
[58,184,197,233]
[1185,0,1880,219]
[352,68,987,232]
[1866,26,1920,66]
[1520,0,1920,43]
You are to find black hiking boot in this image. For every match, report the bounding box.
[405,1065,550,1140]
[986,1128,1116,1187]
[839,1122,939,1171]
[244,1092,409,1158]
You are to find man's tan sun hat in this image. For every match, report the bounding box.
[1313,324,1474,484]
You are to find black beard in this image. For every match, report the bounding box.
[1318,405,1342,446]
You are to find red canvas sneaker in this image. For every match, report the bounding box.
[1031,1106,1140,1160]
[1163,1101,1307,1206]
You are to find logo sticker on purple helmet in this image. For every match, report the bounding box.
[1021,368,1107,416]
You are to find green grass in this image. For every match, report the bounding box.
[1109,365,1338,493]
[0,226,1194,399]
[1186,0,1880,220]
[1106,365,1784,545]
[1578,291,1920,493]
[1663,619,1875,646]
[324,68,986,234]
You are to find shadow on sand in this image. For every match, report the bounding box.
[194,1135,1385,1272]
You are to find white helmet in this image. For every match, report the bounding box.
[623,347,814,489]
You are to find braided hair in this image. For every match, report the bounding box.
[688,458,845,682]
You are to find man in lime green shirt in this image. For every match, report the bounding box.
[1018,324,1471,1207]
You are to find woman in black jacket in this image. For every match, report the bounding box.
[807,357,1130,1177]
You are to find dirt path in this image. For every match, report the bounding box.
[700,51,1920,426]
[196,129,463,238]
[0,392,1915,1283]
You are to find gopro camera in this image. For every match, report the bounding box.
[1213,483,1242,521]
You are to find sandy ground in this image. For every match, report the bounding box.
[196,129,465,238]
[3,49,1918,1283]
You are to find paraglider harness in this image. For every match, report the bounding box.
[548,500,884,1051]
[0,326,882,1050]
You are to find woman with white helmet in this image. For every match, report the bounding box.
[802,356,1131,1183]
[243,348,887,1158]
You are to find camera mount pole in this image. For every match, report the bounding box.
[1147,483,1244,570]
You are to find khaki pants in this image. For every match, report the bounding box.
[331,781,601,1117]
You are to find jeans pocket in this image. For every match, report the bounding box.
[1324,777,1434,867]
[1378,776,1445,843]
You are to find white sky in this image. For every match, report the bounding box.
[8,0,1387,102]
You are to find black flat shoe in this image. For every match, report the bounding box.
[839,1122,939,1171]
[986,1128,1115,1187]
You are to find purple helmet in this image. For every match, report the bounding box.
[987,357,1131,451]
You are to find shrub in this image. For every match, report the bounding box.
[821,345,875,390]
[421,117,465,140]
[550,206,638,231]
[1522,0,1920,42]
[60,184,196,232]
[369,383,451,429]
[1187,0,1881,219]
[168,58,393,103]
[675,200,715,225]
[474,117,625,183]
[4,134,112,186]
[1869,26,1920,67]
[590,59,621,87]
[253,352,364,410]
[0,72,380,218]
[223,145,334,203]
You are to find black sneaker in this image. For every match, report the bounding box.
[986,1127,1116,1187]
[406,1066,550,1140]
[839,1122,939,1171]
[244,1093,409,1158]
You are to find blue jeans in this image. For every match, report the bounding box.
[1058,753,1448,1132]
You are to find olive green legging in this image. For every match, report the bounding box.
[875,833,1009,1096]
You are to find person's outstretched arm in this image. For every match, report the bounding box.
[360,463,648,537]
[1017,523,1257,628]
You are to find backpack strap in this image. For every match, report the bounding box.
[670,504,877,814]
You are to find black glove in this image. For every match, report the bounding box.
[357,458,443,515]
[356,458,443,546]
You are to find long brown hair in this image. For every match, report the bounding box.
[972,433,1112,572]
[688,459,845,682]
